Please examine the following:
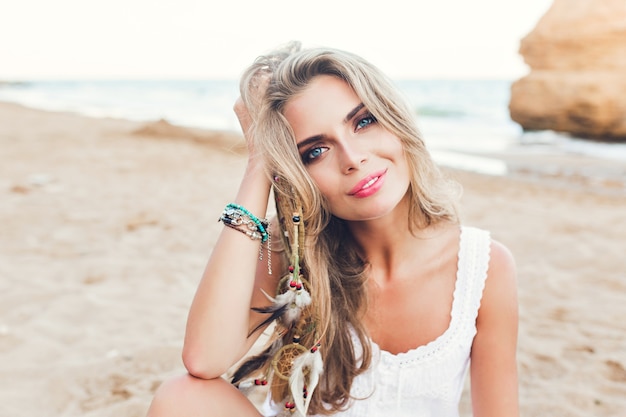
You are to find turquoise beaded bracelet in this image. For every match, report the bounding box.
[222,203,269,242]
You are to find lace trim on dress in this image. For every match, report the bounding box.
[367,226,491,366]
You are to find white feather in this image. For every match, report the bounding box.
[274,290,296,305]
[295,288,311,308]
[288,348,324,416]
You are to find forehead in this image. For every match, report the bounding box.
[283,75,360,130]
[291,75,357,105]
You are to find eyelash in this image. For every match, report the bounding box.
[300,112,378,164]
[355,112,377,131]
[302,145,328,164]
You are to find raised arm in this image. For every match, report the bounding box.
[181,94,280,379]
[470,240,519,416]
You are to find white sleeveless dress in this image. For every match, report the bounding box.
[260,226,491,417]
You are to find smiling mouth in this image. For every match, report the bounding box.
[362,177,379,189]
[349,169,387,196]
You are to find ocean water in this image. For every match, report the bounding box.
[2,79,626,183]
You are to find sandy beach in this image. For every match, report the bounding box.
[1,101,625,417]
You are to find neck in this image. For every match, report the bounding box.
[345,199,444,281]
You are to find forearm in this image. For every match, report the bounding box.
[183,160,272,378]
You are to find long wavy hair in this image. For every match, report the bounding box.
[235,42,460,414]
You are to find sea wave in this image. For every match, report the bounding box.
[0,79,624,179]
[416,106,466,118]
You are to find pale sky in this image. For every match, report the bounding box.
[0,0,553,80]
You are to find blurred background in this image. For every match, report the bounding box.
[2,2,626,417]
[4,0,625,187]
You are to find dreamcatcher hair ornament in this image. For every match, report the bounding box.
[232,175,323,416]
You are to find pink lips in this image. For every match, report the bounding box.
[348,169,387,198]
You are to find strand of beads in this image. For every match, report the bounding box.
[221,203,269,242]
[219,203,271,274]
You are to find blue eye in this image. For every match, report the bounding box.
[309,148,323,159]
[303,146,327,163]
[356,114,376,130]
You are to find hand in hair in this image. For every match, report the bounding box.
[235,41,301,165]
[234,71,269,163]
[233,96,254,140]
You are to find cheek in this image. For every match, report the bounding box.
[307,168,334,196]
[387,139,411,185]
[391,138,409,167]
[389,135,406,155]
[306,168,347,213]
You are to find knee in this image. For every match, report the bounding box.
[147,373,258,417]
[147,373,221,417]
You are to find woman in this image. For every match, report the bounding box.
[147,42,519,416]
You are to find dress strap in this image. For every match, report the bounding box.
[454,226,491,336]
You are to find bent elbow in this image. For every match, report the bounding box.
[181,345,231,380]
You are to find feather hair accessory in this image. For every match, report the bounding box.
[272,182,325,414]
[232,176,323,415]
[288,342,323,416]
[250,205,312,332]
[231,337,282,386]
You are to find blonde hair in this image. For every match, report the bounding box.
[237,42,459,414]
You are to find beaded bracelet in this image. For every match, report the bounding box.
[222,221,264,240]
[220,214,264,240]
[219,203,272,275]
[223,203,269,242]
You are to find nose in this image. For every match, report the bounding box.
[338,140,367,174]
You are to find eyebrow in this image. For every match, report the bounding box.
[296,103,365,150]
[344,103,365,124]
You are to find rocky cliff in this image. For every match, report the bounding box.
[509,0,626,141]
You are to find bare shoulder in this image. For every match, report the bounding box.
[488,239,516,284]
[479,239,518,323]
